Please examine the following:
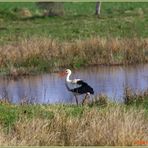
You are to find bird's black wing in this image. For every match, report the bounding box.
[70,80,94,94]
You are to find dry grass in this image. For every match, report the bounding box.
[0,37,148,75]
[0,125,7,146]
[0,104,147,146]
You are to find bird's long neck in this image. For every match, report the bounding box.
[66,72,72,83]
[65,72,72,91]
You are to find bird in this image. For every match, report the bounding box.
[61,69,94,105]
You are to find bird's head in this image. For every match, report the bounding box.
[59,69,71,77]
[65,69,71,75]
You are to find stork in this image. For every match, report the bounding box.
[60,69,94,105]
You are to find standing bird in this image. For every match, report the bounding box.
[61,69,94,105]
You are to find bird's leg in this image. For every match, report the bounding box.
[74,95,78,106]
[82,93,90,105]
[82,94,87,105]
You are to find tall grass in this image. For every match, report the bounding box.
[0,104,147,146]
[0,37,147,75]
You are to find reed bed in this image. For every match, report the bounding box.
[0,37,148,75]
[0,104,147,146]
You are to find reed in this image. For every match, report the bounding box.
[0,37,148,75]
[124,87,148,105]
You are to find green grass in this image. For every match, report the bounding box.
[0,2,148,44]
[127,95,148,112]
[0,103,88,129]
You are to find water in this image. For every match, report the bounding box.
[0,64,148,104]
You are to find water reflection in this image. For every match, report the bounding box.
[0,64,148,104]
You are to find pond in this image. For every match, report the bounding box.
[0,64,148,104]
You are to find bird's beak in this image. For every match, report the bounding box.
[59,71,66,77]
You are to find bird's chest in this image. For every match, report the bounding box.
[66,82,80,89]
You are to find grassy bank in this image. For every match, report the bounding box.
[0,92,148,146]
[0,2,148,75]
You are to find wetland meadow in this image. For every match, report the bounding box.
[0,2,148,146]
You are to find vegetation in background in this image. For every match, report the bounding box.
[0,2,148,75]
[0,2,148,43]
